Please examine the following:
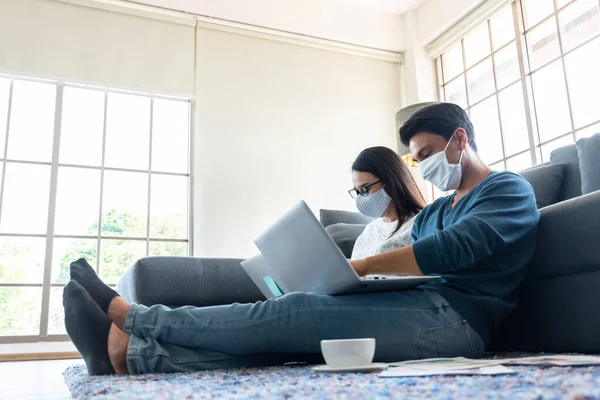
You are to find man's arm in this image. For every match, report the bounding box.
[351,173,539,276]
[349,246,422,276]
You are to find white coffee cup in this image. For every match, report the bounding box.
[320,338,376,368]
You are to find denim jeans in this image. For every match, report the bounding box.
[122,289,485,374]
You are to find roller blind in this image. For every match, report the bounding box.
[0,0,195,95]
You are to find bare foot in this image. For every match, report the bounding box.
[108,323,130,375]
[107,297,131,330]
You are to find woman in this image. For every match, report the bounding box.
[349,146,426,260]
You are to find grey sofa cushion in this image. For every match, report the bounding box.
[117,257,265,307]
[319,209,373,228]
[550,144,582,201]
[519,164,566,208]
[576,133,600,195]
[325,223,366,258]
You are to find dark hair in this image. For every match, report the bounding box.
[399,103,478,151]
[352,146,426,236]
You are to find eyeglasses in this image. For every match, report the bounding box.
[348,180,382,199]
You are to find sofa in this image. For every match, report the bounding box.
[117,138,600,354]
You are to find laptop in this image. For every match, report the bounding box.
[241,201,440,298]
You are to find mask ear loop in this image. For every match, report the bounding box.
[446,132,464,166]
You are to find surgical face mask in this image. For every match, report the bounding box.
[355,186,392,218]
[419,134,464,191]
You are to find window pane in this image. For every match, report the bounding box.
[152,99,189,173]
[541,135,575,161]
[498,83,530,156]
[444,75,468,109]
[54,167,101,236]
[59,87,104,167]
[149,241,187,257]
[531,61,572,142]
[150,175,188,239]
[0,287,42,335]
[466,58,495,104]
[506,152,533,172]
[576,122,600,139]
[495,42,520,89]
[105,93,150,170]
[0,237,46,283]
[442,43,464,82]
[491,6,516,50]
[557,0,575,7]
[99,239,146,284]
[469,96,504,164]
[6,80,56,162]
[558,0,600,52]
[101,171,148,237]
[526,18,561,71]
[522,0,556,29]
[490,161,506,170]
[0,78,10,157]
[565,37,600,128]
[52,238,97,284]
[464,24,491,68]
[0,163,50,234]
[48,287,66,335]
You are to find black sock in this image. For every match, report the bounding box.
[70,258,119,313]
[63,280,116,376]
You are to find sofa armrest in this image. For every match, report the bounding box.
[116,256,265,307]
[527,190,600,279]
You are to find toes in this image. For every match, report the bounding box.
[64,280,84,297]
[70,257,89,268]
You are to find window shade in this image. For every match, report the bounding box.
[0,0,195,96]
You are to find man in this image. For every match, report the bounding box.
[351,102,540,347]
[64,103,539,375]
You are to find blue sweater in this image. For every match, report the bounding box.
[412,171,540,343]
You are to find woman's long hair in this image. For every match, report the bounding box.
[352,146,426,236]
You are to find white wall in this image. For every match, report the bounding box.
[137,0,405,51]
[401,11,437,105]
[194,28,401,258]
[416,0,487,45]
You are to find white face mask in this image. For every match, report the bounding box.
[419,134,464,191]
[355,186,392,218]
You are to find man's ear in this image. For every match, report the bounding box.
[454,128,468,150]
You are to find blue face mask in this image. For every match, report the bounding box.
[355,187,392,218]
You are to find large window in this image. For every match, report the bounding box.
[0,74,191,341]
[435,0,600,171]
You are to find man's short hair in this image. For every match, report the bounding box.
[399,103,478,152]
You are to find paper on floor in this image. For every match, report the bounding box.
[389,355,600,371]
[500,355,600,366]
[380,365,515,377]
[389,357,504,371]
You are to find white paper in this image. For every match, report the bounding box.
[380,365,515,378]
[389,355,600,371]
[389,357,504,371]
[502,355,600,366]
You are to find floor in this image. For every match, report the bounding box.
[0,359,82,399]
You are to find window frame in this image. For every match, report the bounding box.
[434,0,600,170]
[0,73,192,343]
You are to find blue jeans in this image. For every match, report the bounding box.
[122,289,485,374]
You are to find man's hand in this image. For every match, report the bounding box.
[349,259,369,277]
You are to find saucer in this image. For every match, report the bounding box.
[312,363,388,373]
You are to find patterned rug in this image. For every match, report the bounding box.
[63,362,600,399]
